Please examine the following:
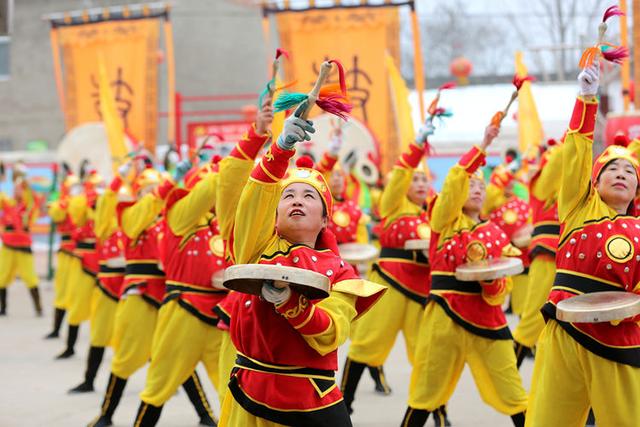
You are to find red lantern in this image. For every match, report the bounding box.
[450,57,473,85]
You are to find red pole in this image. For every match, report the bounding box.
[175,91,183,157]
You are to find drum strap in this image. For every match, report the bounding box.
[553,271,622,294]
[431,275,482,294]
[99,264,126,275]
[379,247,428,264]
[234,353,335,381]
[125,262,164,278]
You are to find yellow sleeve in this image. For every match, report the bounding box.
[430,166,469,234]
[379,166,412,220]
[482,183,505,217]
[216,157,254,243]
[531,144,564,202]
[232,178,279,265]
[167,173,218,237]
[355,214,370,244]
[298,292,357,356]
[558,137,594,222]
[68,195,88,227]
[48,201,67,224]
[121,193,165,240]
[94,191,119,241]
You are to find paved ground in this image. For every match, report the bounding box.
[0,278,534,427]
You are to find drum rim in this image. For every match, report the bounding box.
[454,257,524,282]
[338,242,379,263]
[404,239,430,250]
[556,291,640,323]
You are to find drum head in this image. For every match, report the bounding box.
[223,264,331,300]
[512,225,533,249]
[338,243,379,264]
[454,257,524,282]
[556,291,640,323]
[212,270,225,290]
[105,256,126,269]
[404,239,430,251]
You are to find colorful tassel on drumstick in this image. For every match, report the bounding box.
[579,5,628,68]
[490,74,535,127]
[258,48,295,108]
[274,59,352,120]
[427,81,456,117]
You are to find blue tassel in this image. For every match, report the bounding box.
[274,92,308,112]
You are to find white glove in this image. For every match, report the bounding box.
[277,116,315,150]
[578,63,599,96]
[328,135,342,156]
[118,161,132,178]
[416,119,435,145]
[261,281,291,305]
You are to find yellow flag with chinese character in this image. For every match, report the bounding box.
[97,53,128,173]
[515,51,544,158]
[386,52,415,150]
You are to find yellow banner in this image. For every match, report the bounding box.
[56,19,159,152]
[276,7,401,173]
[98,53,128,173]
[515,52,543,158]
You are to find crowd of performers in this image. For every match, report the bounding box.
[2,60,640,427]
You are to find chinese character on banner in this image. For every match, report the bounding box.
[91,67,134,129]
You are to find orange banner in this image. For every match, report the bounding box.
[276,7,401,173]
[55,19,159,152]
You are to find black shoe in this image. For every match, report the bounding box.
[56,348,75,359]
[44,330,59,339]
[45,308,66,339]
[89,373,127,427]
[69,381,94,393]
[433,405,452,427]
[87,416,112,427]
[199,415,218,426]
[133,401,164,427]
[368,365,392,395]
[183,372,217,425]
[400,406,430,427]
[29,287,43,316]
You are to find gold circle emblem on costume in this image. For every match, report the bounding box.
[502,209,518,225]
[209,235,225,257]
[332,210,351,228]
[466,240,487,262]
[605,235,634,263]
[417,223,431,240]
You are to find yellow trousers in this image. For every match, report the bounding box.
[110,295,157,379]
[66,267,97,326]
[0,246,38,288]
[219,392,285,427]
[218,330,237,405]
[513,256,555,348]
[53,252,76,309]
[510,273,529,316]
[89,288,118,347]
[347,270,423,366]
[408,302,528,415]
[526,321,640,427]
[140,300,223,406]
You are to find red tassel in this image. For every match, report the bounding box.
[316,94,353,120]
[603,5,624,23]
[295,155,315,169]
[602,46,629,64]
[438,81,456,91]
[275,48,289,60]
[546,138,557,146]
[329,59,347,96]
[512,74,535,90]
[613,132,630,147]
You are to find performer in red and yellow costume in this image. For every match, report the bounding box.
[89,165,215,427]
[401,125,528,427]
[56,170,103,359]
[341,123,434,416]
[45,172,82,338]
[69,167,128,393]
[132,155,226,426]
[512,139,563,366]
[526,64,640,427]
[0,162,42,316]
[218,113,385,426]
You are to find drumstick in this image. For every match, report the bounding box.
[579,5,627,68]
[294,61,333,120]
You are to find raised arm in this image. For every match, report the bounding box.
[120,180,174,240]
[94,176,122,241]
[167,172,217,237]
[531,142,564,202]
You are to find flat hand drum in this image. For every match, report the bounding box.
[512,225,533,249]
[455,257,524,282]
[404,239,430,258]
[211,270,225,290]
[223,264,331,300]
[556,291,640,323]
[338,243,379,264]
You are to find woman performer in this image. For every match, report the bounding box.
[218,113,385,426]
[526,64,640,427]
[401,124,528,427]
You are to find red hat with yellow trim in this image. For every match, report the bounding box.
[281,156,333,216]
[592,133,640,185]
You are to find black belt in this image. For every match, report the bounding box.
[379,247,428,265]
[61,234,72,242]
[532,224,560,237]
[99,265,126,275]
[431,274,482,294]
[165,282,227,295]
[553,271,623,294]
[235,353,334,380]
[125,262,164,277]
[77,241,96,250]
[4,225,28,232]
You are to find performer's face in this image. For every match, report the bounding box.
[596,159,638,210]
[329,170,346,197]
[407,172,429,205]
[463,177,486,215]
[277,182,328,245]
